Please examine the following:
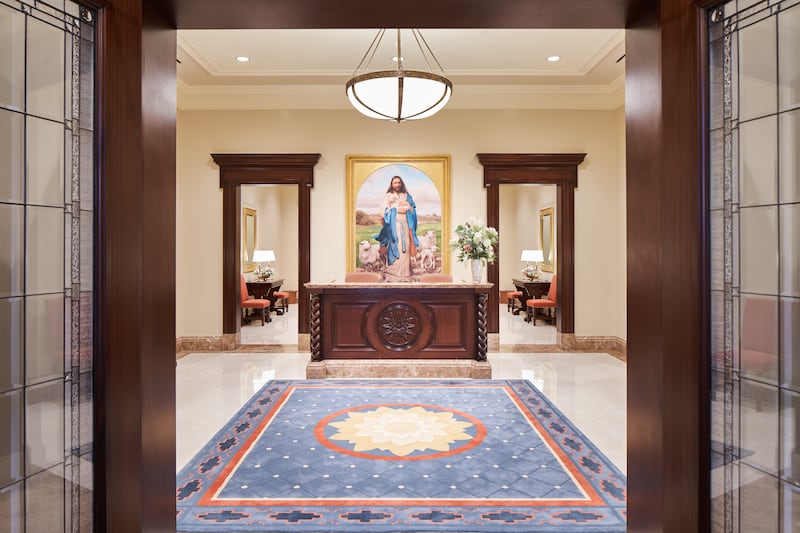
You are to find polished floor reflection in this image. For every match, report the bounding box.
[240,304,557,345]
[176,351,626,476]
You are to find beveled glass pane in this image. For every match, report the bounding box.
[740,462,779,532]
[25,206,64,295]
[79,292,91,372]
[78,372,91,452]
[780,109,800,204]
[740,206,779,294]
[26,116,64,207]
[25,380,64,476]
[782,389,800,484]
[0,390,23,488]
[0,5,24,112]
[0,203,23,299]
[710,36,724,131]
[79,130,92,211]
[0,297,23,393]
[26,17,65,122]
[79,214,92,290]
[782,204,800,297]
[778,5,800,112]
[741,377,779,475]
[711,211,724,291]
[710,129,724,210]
[739,14,777,121]
[740,295,779,382]
[740,115,777,207]
[711,291,725,369]
[0,481,24,533]
[25,294,64,386]
[25,466,64,533]
[782,480,800,532]
[79,39,94,131]
[78,453,92,532]
[783,297,800,391]
[0,109,23,204]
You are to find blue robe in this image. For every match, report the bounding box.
[374,193,419,266]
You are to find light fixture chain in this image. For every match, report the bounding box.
[353,28,386,75]
[413,29,447,73]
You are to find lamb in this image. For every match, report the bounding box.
[358,240,382,269]
[418,244,437,270]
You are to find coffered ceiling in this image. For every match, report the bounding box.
[177,29,625,111]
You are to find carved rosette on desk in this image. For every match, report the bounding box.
[377,303,421,348]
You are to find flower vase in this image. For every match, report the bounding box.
[471,259,484,283]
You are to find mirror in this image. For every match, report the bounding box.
[242,207,257,272]
[539,207,554,272]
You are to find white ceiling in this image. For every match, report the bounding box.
[177,29,625,111]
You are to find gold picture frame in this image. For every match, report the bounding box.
[346,154,451,277]
[539,206,554,273]
[242,207,257,273]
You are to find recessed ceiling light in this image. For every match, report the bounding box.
[547,55,561,62]
[236,56,250,62]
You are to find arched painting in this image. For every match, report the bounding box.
[346,155,450,280]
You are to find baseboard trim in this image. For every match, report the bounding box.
[176,333,627,362]
[558,334,627,361]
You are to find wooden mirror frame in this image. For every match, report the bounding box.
[478,153,585,334]
[212,153,321,335]
[539,207,554,273]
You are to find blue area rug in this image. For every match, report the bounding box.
[176,379,626,532]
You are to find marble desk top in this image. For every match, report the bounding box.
[304,281,494,289]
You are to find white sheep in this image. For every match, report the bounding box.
[358,240,382,269]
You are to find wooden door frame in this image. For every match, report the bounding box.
[96,1,711,531]
[211,153,321,336]
[477,153,585,334]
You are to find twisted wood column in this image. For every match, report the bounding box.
[476,293,488,361]
[309,293,321,361]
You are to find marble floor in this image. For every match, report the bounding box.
[240,303,558,345]
[177,352,626,476]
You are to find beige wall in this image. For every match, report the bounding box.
[498,185,556,289]
[241,185,299,289]
[176,108,627,339]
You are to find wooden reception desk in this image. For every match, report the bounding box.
[304,282,492,363]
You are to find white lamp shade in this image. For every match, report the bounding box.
[252,249,275,262]
[521,249,544,262]
[346,70,452,123]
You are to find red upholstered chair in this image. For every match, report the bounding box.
[507,290,523,312]
[240,275,271,325]
[344,272,383,282]
[417,273,453,282]
[273,290,290,314]
[526,274,557,325]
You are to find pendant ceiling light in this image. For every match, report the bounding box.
[346,29,452,123]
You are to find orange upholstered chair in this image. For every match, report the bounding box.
[240,275,271,325]
[507,290,523,312]
[273,290,290,314]
[344,272,383,282]
[526,274,557,325]
[417,273,453,282]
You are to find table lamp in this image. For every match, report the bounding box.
[253,249,276,280]
[521,249,544,280]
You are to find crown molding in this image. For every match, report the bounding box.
[177,78,625,111]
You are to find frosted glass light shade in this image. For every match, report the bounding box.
[346,70,452,123]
